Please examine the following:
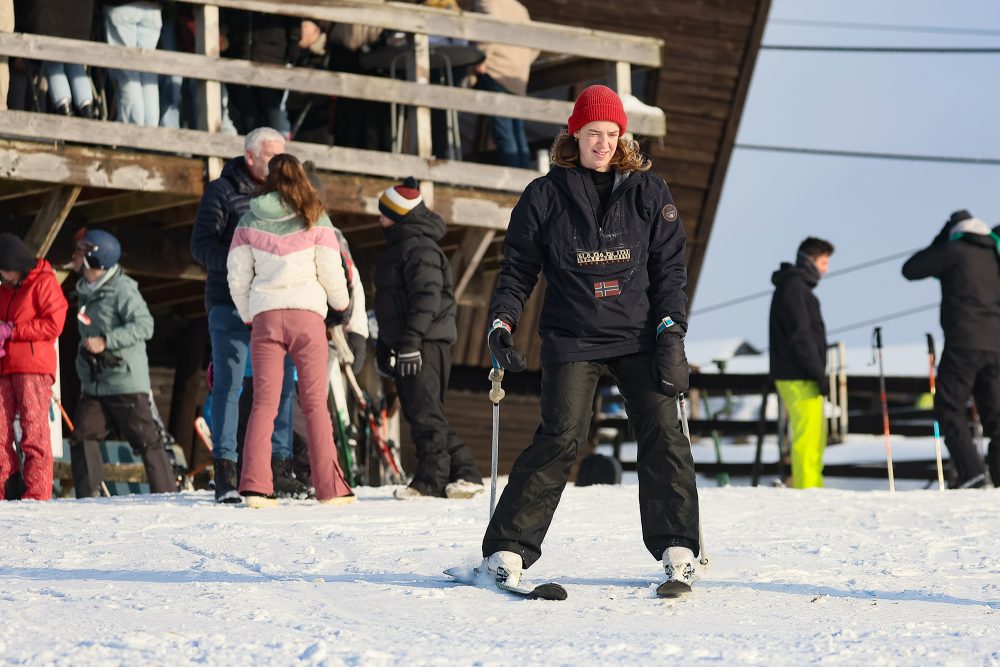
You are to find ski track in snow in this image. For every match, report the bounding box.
[0,483,998,666]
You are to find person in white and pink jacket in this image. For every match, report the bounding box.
[227,153,354,508]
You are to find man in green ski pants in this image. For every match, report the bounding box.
[768,237,834,488]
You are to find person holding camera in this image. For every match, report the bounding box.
[69,229,176,497]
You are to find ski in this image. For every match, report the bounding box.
[443,567,567,601]
[655,580,692,599]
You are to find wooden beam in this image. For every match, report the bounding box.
[0,110,537,193]
[194,5,224,181]
[23,186,82,257]
[184,0,663,67]
[0,33,665,135]
[0,138,205,194]
[451,229,496,302]
[0,181,53,202]
[78,192,201,224]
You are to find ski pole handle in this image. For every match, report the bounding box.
[873,326,883,350]
[926,333,936,361]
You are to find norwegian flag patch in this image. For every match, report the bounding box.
[594,280,621,298]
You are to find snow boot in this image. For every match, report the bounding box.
[481,551,522,588]
[213,459,241,504]
[393,485,426,500]
[658,546,698,598]
[242,491,279,509]
[318,493,357,506]
[272,457,311,498]
[444,479,485,499]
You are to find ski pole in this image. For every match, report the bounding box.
[872,327,896,493]
[677,395,709,569]
[925,334,945,491]
[488,363,505,520]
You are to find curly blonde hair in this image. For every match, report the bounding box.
[549,129,653,172]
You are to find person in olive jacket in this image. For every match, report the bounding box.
[480,85,699,594]
[373,177,484,501]
[768,237,834,490]
[69,229,176,497]
[903,210,1000,489]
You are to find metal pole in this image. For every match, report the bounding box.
[677,396,709,568]
[925,333,946,491]
[873,327,896,492]
[488,366,505,520]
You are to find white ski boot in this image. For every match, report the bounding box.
[393,485,425,500]
[445,480,485,499]
[480,551,522,588]
[657,546,698,598]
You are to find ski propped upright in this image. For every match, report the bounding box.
[444,567,567,601]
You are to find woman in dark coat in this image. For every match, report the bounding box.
[15,0,96,116]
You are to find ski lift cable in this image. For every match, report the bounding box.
[767,18,1000,38]
[691,247,922,316]
[736,144,1000,166]
[761,45,1000,54]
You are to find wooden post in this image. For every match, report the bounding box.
[452,229,496,302]
[195,5,224,181]
[615,61,632,97]
[23,185,82,257]
[412,32,434,208]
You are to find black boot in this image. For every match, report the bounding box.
[77,101,98,119]
[213,459,240,503]
[54,99,72,116]
[272,457,311,499]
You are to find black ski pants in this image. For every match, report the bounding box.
[482,351,700,569]
[395,341,482,496]
[70,393,177,498]
[934,346,1000,484]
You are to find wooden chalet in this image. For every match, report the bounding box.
[0,0,771,480]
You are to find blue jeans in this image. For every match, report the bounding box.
[208,306,295,462]
[476,74,532,169]
[43,62,92,109]
[104,2,162,126]
[157,18,184,128]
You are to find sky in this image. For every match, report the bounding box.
[691,0,1000,362]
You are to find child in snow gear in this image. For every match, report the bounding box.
[374,176,485,500]
[227,153,355,508]
[68,229,178,497]
[480,85,700,592]
[768,237,833,489]
[191,127,299,503]
[0,233,69,500]
[903,210,1000,489]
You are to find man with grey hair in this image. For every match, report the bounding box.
[191,126,298,503]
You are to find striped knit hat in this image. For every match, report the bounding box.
[379,176,423,223]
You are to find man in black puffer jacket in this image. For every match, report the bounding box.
[903,210,1000,489]
[190,127,299,503]
[769,237,833,489]
[374,177,484,500]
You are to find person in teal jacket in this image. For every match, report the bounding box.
[69,229,176,498]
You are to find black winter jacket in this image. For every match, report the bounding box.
[768,263,827,383]
[902,232,1000,352]
[15,0,94,40]
[374,204,457,350]
[221,10,300,65]
[490,166,687,364]
[190,157,259,310]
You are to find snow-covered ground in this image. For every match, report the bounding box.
[2,471,998,666]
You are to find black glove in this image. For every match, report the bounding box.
[395,348,422,377]
[347,332,367,375]
[654,332,689,398]
[488,320,526,372]
[375,340,394,378]
[818,375,830,397]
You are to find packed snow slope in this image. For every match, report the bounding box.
[1,481,998,666]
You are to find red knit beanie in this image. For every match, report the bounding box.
[567,85,628,136]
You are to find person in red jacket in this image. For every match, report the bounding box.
[0,233,69,500]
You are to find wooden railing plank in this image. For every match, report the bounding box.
[0,33,665,136]
[182,0,663,67]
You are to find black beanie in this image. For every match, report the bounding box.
[0,233,37,274]
[949,210,973,225]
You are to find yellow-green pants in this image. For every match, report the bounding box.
[775,380,827,489]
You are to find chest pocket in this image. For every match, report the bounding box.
[549,198,644,279]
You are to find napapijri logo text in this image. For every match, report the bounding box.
[576,248,631,266]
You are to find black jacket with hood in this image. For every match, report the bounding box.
[190,157,259,310]
[374,204,457,350]
[768,259,827,383]
[902,224,1000,352]
[489,165,687,365]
